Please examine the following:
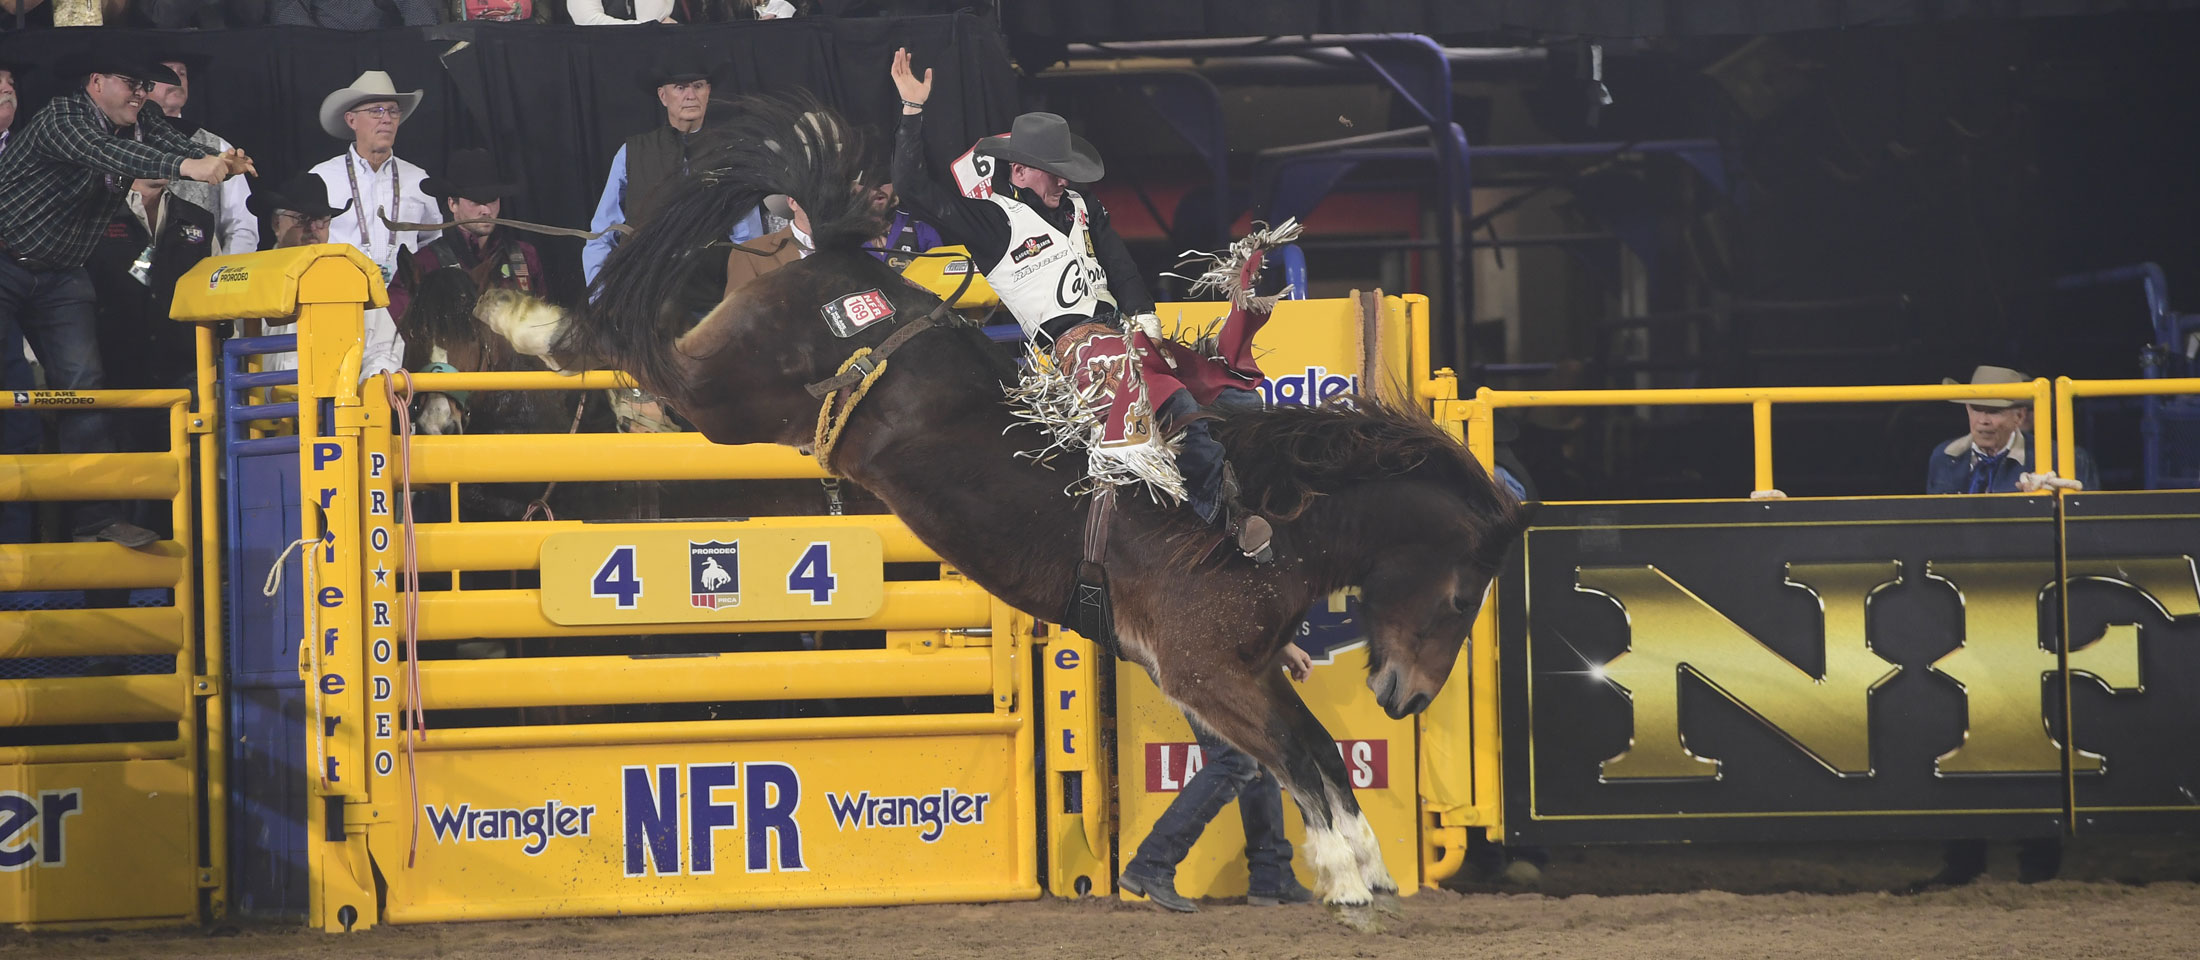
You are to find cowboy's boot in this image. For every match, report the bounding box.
[1220,461,1274,564]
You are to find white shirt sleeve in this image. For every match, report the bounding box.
[217,173,258,255]
[362,307,407,380]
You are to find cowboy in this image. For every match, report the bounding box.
[246,171,387,376]
[88,172,217,390]
[890,48,1272,558]
[0,58,21,157]
[149,52,257,255]
[1925,365,2100,495]
[310,70,430,378]
[0,51,249,549]
[866,178,943,273]
[388,149,545,320]
[583,51,765,287]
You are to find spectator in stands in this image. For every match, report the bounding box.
[0,59,19,157]
[1119,645,1317,912]
[242,170,345,373]
[582,52,764,288]
[388,148,544,319]
[722,193,809,295]
[448,0,543,20]
[310,70,427,378]
[269,0,438,28]
[566,0,675,23]
[149,53,257,256]
[0,59,29,544]
[865,178,942,272]
[0,52,247,548]
[86,174,216,537]
[1925,365,2100,495]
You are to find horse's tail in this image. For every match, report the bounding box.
[570,94,881,397]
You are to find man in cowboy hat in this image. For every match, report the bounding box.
[0,58,23,158]
[310,70,434,378]
[582,50,764,288]
[269,0,438,29]
[388,148,546,320]
[149,51,256,255]
[1925,364,2100,495]
[0,50,250,549]
[241,171,355,374]
[891,48,1273,559]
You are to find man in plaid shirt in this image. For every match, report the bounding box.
[0,51,249,548]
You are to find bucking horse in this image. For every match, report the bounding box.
[486,97,1529,929]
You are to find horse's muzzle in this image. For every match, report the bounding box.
[1369,667,1433,720]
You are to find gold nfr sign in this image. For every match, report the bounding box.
[1503,494,2200,844]
[1579,558,2195,780]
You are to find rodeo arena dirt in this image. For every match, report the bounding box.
[6,5,2200,960]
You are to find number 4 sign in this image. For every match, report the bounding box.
[543,528,882,626]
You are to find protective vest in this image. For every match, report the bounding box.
[983,190,1111,341]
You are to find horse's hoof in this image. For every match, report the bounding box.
[1372,889,1405,918]
[1326,900,1386,933]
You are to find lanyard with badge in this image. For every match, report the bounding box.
[343,152,401,284]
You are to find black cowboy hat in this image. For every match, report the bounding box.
[973,112,1103,183]
[638,50,716,92]
[422,149,524,204]
[150,49,213,80]
[247,171,351,221]
[0,59,32,81]
[54,50,180,88]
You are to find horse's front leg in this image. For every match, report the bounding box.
[1254,667,1400,928]
[1159,659,1394,931]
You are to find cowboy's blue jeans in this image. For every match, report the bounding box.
[1163,385,1264,524]
[1126,713,1296,894]
[0,261,125,538]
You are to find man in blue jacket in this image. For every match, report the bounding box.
[1925,365,2099,495]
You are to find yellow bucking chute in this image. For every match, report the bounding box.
[171,243,390,324]
[898,244,1000,309]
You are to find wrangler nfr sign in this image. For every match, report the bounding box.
[1502,493,2200,844]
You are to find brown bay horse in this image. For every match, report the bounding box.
[517,98,1527,927]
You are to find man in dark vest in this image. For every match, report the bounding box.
[388,149,544,321]
[582,51,763,288]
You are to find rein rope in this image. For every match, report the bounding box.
[521,392,589,521]
[382,371,432,869]
[811,346,893,471]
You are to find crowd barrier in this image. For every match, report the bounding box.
[0,337,225,926]
[9,239,2182,930]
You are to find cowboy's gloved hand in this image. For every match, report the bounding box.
[1130,312,1175,369]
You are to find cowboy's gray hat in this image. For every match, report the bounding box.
[1943,364,2031,408]
[973,112,1103,183]
[319,70,423,140]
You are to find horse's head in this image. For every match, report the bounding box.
[397,251,572,436]
[1358,490,1533,719]
[1212,402,1534,719]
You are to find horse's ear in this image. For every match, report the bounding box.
[395,245,419,290]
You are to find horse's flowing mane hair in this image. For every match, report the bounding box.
[1213,401,1522,559]
[394,252,482,349]
[564,94,884,395]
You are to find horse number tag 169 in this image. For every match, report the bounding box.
[821,288,897,338]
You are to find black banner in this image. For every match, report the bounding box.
[1501,494,2200,845]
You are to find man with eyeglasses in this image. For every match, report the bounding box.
[582,51,764,290]
[309,70,431,379]
[0,52,250,549]
[239,171,349,374]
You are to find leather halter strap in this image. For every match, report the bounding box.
[804,312,937,399]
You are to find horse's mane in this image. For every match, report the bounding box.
[1212,401,1520,551]
[567,94,884,397]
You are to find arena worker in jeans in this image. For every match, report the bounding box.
[0,50,252,548]
[1118,644,1318,912]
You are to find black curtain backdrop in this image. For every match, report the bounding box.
[0,15,1017,305]
[1003,0,2200,46]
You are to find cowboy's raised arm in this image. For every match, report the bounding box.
[890,48,1011,262]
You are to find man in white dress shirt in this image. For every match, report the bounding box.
[308,70,430,379]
